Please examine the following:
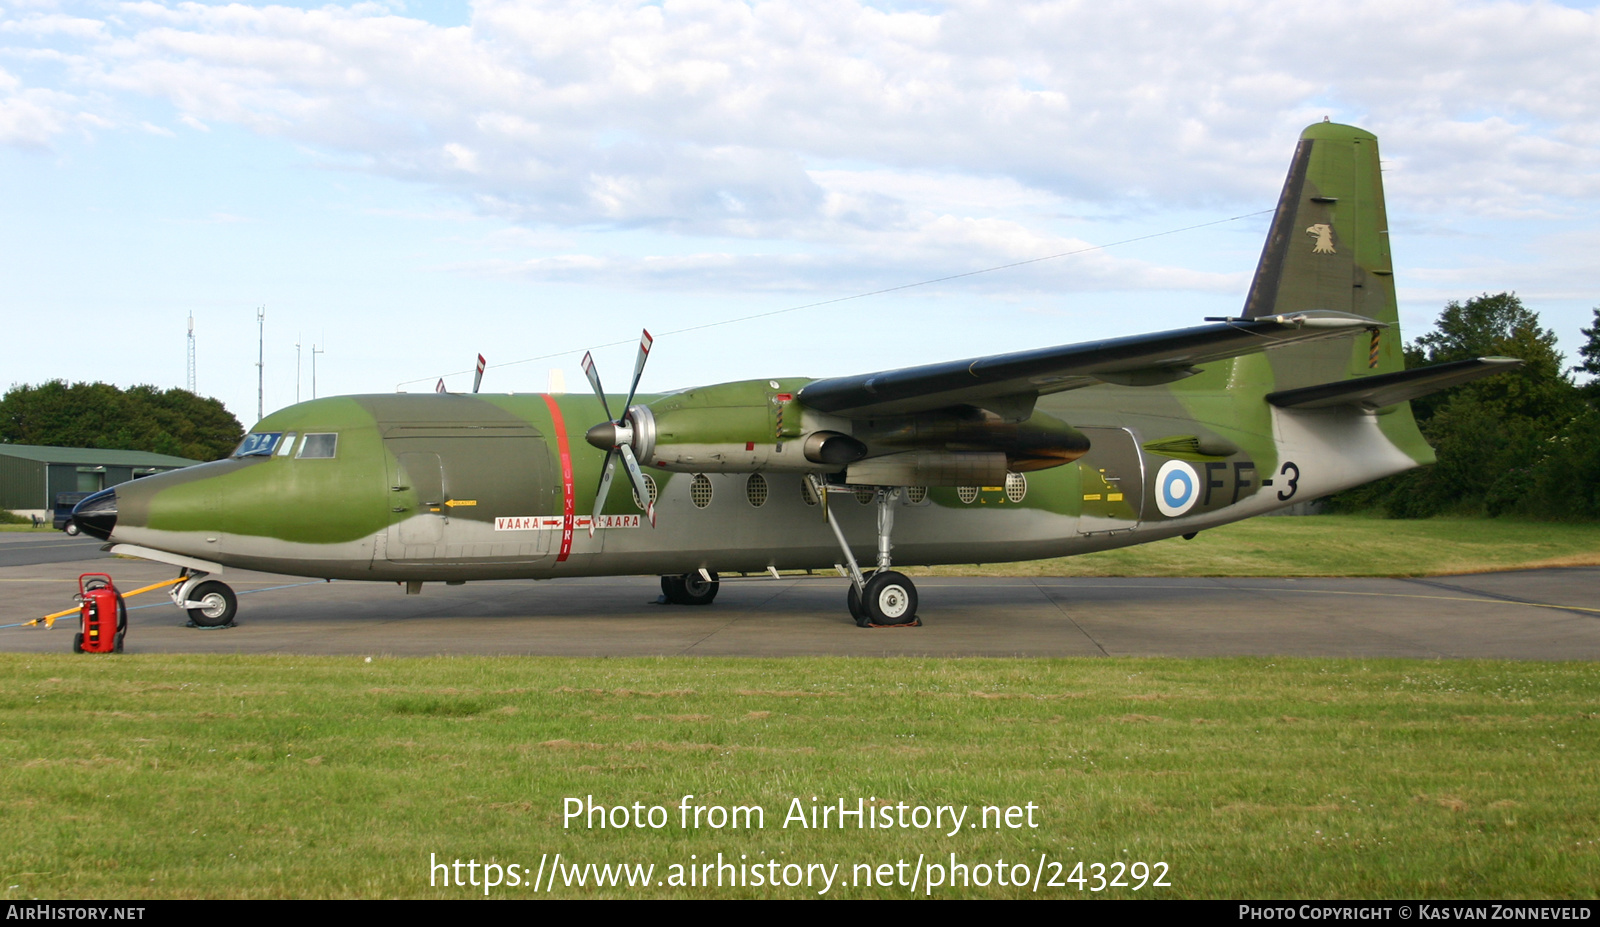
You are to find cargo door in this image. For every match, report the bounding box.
[384,423,553,564]
[394,452,446,551]
[1075,427,1146,535]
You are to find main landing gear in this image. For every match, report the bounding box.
[660,570,720,605]
[812,476,921,629]
[170,570,238,628]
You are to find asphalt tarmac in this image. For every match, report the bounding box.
[0,531,113,567]
[2,534,1596,658]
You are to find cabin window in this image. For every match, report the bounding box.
[690,474,713,508]
[745,473,768,507]
[234,432,283,457]
[297,433,338,459]
[1005,472,1028,504]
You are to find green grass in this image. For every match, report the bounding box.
[910,516,1600,577]
[3,655,1598,899]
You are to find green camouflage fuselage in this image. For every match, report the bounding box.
[93,122,1443,583]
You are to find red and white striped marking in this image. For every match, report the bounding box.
[541,395,576,562]
[496,515,640,531]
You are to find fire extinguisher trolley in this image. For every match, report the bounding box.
[74,573,127,654]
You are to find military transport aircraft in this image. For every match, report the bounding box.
[72,121,1516,629]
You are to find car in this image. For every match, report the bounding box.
[54,491,93,534]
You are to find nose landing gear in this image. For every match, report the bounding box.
[170,571,238,628]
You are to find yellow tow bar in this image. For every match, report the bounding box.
[19,577,185,630]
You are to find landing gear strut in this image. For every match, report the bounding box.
[812,476,920,628]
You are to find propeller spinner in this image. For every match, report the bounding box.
[581,330,656,535]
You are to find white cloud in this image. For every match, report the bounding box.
[4,0,1597,295]
[0,65,76,146]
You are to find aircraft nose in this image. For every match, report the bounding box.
[72,486,118,541]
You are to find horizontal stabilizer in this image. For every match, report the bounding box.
[1264,357,1521,411]
[798,311,1381,418]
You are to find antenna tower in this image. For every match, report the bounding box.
[256,306,266,423]
[312,341,325,399]
[186,313,196,392]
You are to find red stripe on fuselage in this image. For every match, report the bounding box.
[542,394,575,562]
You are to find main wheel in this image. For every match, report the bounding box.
[847,585,870,628]
[862,571,917,625]
[186,581,237,627]
[678,571,719,605]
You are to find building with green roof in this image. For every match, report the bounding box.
[0,444,200,517]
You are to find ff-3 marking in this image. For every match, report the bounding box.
[1277,461,1300,501]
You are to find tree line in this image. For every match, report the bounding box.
[2,300,1596,518]
[0,381,244,462]
[1330,293,1600,520]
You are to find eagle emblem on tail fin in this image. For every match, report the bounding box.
[1305,223,1335,253]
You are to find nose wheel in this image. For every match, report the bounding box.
[170,572,238,628]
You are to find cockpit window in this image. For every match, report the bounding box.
[234,432,283,457]
[275,433,298,457]
[297,433,338,459]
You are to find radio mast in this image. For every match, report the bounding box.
[256,306,265,423]
[186,313,196,393]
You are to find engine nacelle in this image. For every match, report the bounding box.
[593,379,1090,481]
[622,379,854,473]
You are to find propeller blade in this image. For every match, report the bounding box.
[620,329,653,416]
[589,449,618,538]
[579,352,613,423]
[435,378,446,394]
[618,444,656,528]
[472,354,486,393]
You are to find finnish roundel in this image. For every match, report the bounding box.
[1155,460,1200,518]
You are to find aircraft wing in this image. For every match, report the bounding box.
[796,310,1383,418]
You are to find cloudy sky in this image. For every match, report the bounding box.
[3,0,1597,425]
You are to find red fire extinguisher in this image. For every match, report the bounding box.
[74,573,127,654]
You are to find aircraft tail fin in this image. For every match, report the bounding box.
[1241,122,1404,388]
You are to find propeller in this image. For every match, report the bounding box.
[580,330,656,536]
[473,354,486,393]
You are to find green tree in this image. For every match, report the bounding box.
[0,381,244,461]
[1576,307,1600,400]
[1405,292,1575,424]
[1331,293,1585,518]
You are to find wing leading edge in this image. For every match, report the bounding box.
[796,310,1383,419]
